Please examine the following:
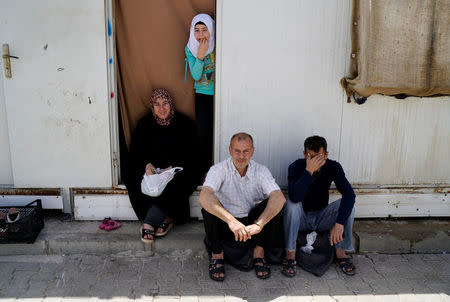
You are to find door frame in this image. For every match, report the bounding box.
[105,0,120,186]
[0,59,13,187]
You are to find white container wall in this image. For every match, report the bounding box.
[215,0,450,187]
[340,96,450,185]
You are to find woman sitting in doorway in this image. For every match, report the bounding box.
[126,88,201,243]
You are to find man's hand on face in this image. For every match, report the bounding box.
[330,223,344,246]
[305,153,326,175]
[245,224,262,236]
[228,219,250,242]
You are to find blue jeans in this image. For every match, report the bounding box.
[283,198,355,252]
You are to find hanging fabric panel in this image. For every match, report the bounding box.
[341,0,450,101]
[115,0,215,147]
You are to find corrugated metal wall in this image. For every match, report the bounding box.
[215,0,450,187]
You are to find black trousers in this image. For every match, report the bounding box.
[201,199,284,254]
[127,170,194,224]
[195,93,213,172]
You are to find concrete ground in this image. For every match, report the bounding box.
[0,252,449,302]
[0,215,449,301]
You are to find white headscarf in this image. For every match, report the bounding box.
[187,13,215,58]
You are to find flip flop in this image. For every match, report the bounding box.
[99,217,111,230]
[104,220,122,231]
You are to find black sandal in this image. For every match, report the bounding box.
[281,259,297,277]
[140,226,155,243]
[155,222,173,237]
[336,257,356,276]
[253,258,271,279]
[208,258,225,282]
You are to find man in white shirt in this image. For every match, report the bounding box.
[199,132,286,281]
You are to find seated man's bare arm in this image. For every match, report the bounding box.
[199,186,250,242]
[246,190,286,236]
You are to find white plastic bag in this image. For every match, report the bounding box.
[300,231,317,254]
[141,167,183,197]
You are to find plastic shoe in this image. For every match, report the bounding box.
[104,220,122,231]
[99,217,111,230]
[6,208,20,223]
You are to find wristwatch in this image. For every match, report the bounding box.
[255,221,264,229]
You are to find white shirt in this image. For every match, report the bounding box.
[203,157,281,218]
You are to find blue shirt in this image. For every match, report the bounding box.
[288,158,356,225]
[185,46,214,96]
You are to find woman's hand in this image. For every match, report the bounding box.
[145,163,156,175]
[197,39,209,61]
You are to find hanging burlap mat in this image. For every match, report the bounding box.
[341,0,450,102]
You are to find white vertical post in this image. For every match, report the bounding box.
[61,187,73,215]
[105,0,120,186]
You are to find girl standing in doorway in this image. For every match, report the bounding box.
[185,13,215,172]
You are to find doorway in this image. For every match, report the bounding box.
[113,0,216,183]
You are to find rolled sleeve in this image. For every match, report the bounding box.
[202,165,224,192]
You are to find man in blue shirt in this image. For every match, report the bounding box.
[282,136,356,277]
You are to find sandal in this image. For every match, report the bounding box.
[140,226,155,243]
[336,257,356,276]
[281,259,297,277]
[99,217,111,230]
[155,222,173,237]
[104,220,122,231]
[208,258,225,282]
[253,257,271,279]
[7,208,20,223]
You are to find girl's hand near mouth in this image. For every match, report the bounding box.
[197,39,209,60]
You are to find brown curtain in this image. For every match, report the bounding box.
[115,0,215,148]
[341,0,450,101]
